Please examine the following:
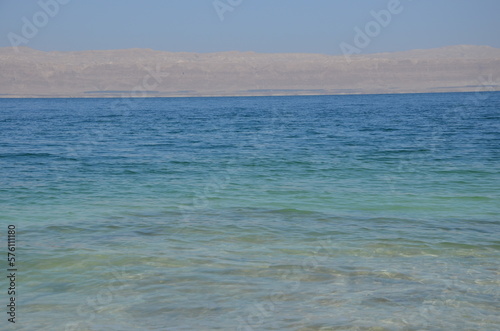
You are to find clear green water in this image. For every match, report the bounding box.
[1,93,499,330]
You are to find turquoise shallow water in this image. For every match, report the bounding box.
[1,93,499,330]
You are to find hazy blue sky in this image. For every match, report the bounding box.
[1,0,499,54]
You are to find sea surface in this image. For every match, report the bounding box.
[1,93,499,330]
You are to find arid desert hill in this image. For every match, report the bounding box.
[1,45,499,97]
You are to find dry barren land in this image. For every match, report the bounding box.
[1,45,499,97]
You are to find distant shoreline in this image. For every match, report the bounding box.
[1,45,499,98]
[1,89,499,99]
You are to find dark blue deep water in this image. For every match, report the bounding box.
[1,93,499,330]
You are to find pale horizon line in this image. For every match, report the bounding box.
[2,44,499,56]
